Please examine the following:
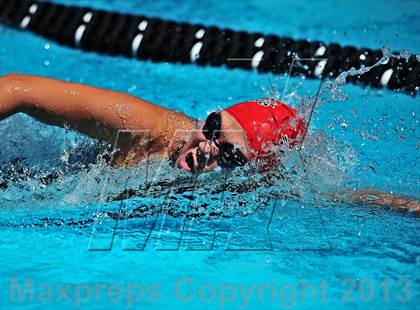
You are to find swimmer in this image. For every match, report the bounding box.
[0,73,418,215]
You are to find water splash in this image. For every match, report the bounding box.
[0,108,355,227]
[327,46,411,103]
[0,46,412,227]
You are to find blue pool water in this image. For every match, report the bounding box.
[0,0,419,309]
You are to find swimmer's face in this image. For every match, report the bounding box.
[175,110,251,173]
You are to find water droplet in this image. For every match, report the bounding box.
[128,85,137,93]
[399,49,411,61]
[381,46,392,58]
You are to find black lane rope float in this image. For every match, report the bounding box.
[1,0,419,95]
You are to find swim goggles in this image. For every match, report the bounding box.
[202,112,247,168]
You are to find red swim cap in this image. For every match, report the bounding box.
[225,99,306,158]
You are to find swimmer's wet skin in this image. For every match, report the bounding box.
[0,73,418,215]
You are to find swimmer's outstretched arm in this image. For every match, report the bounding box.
[332,189,420,216]
[0,73,195,158]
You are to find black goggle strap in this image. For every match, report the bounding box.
[203,112,221,140]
